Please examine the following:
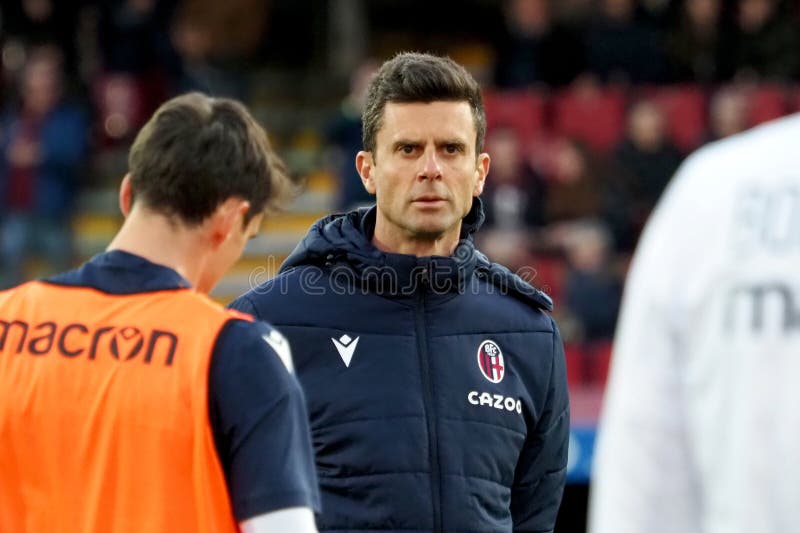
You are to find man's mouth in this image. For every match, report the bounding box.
[412,195,446,204]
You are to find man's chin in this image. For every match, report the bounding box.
[406,220,460,242]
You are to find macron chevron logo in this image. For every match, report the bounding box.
[332,334,359,367]
[262,330,294,373]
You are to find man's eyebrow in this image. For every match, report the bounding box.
[391,138,468,145]
[436,139,467,147]
[391,139,422,149]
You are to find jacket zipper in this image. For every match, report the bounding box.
[415,269,442,531]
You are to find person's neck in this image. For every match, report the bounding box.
[106,208,210,290]
[372,219,461,258]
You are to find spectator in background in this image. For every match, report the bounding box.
[0,47,88,288]
[482,127,547,231]
[666,0,729,83]
[545,138,608,224]
[93,0,180,148]
[97,0,180,81]
[478,127,547,270]
[607,99,683,251]
[492,0,584,88]
[324,58,378,210]
[706,85,749,142]
[171,0,270,99]
[562,220,622,342]
[583,0,668,84]
[726,0,800,81]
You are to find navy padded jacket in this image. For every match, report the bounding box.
[230,201,569,532]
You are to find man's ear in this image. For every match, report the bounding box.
[473,152,490,196]
[211,198,251,247]
[356,151,377,195]
[119,174,134,217]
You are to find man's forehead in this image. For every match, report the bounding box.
[379,101,475,141]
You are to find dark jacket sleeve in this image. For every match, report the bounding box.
[510,318,570,532]
[209,318,320,520]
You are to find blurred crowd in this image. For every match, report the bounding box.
[1,0,800,375]
[491,0,800,87]
[0,0,275,289]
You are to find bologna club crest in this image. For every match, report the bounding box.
[477,340,505,383]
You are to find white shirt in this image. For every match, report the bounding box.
[240,508,317,533]
[589,113,800,533]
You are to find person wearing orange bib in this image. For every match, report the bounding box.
[0,93,320,533]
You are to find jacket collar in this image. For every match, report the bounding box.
[282,199,484,296]
[281,198,552,309]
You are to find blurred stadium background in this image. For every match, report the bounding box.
[1,0,799,530]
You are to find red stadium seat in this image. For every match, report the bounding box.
[552,83,626,153]
[746,85,789,126]
[586,340,614,386]
[644,84,707,152]
[483,88,548,149]
[563,342,586,387]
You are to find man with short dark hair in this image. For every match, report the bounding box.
[0,93,319,533]
[231,52,569,532]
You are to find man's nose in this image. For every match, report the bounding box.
[417,148,442,180]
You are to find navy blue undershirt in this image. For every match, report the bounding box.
[46,250,320,520]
